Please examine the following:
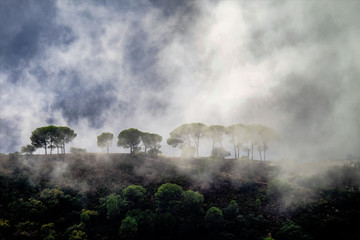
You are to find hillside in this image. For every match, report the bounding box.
[0,153,359,240]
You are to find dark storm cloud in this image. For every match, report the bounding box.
[1,0,359,158]
[51,77,118,128]
[0,118,20,153]
[0,1,56,68]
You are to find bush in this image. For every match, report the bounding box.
[211,147,231,159]
[70,147,87,154]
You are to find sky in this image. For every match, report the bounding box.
[1,0,359,160]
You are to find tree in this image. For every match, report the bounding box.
[97,132,114,154]
[243,124,263,160]
[155,183,183,213]
[226,124,246,159]
[117,128,142,156]
[205,207,224,230]
[205,125,225,151]
[258,126,279,161]
[223,200,240,221]
[211,147,231,159]
[57,126,77,154]
[20,144,36,155]
[167,123,207,157]
[122,185,146,209]
[119,216,138,240]
[30,126,51,155]
[141,132,162,156]
[182,190,204,214]
[100,194,122,220]
[30,126,76,155]
[245,124,279,161]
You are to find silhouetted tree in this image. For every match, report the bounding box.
[226,124,246,159]
[20,144,36,155]
[117,128,142,156]
[205,125,225,151]
[141,132,162,156]
[167,123,207,157]
[57,126,77,154]
[30,126,76,155]
[97,132,114,154]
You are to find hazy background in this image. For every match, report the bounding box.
[1,0,359,160]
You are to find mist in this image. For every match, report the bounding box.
[1,0,359,161]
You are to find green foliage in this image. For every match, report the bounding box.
[100,194,122,219]
[30,125,76,154]
[118,128,143,156]
[205,125,225,148]
[223,200,240,220]
[167,123,207,157]
[97,132,114,154]
[70,147,87,153]
[80,209,90,224]
[69,229,87,240]
[15,221,38,238]
[119,216,138,239]
[141,132,162,156]
[41,223,56,240]
[275,220,306,240]
[211,147,231,159]
[183,190,204,214]
[20,144,36,155]
[122,185,146,208]
[125,209,156,234]
[155,183,183,213]
[40,188,65,206]
[0,219,10,229]
[205,207,224,230]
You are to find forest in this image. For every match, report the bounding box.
[0,149,359,240]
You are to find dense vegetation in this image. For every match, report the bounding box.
[0,153,359,240]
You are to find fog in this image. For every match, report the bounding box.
[1,0,359,161]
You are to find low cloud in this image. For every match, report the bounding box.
[1,0,359,160]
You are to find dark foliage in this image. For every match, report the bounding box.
[0,153,359,240]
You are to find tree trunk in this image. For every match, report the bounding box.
[195,137,200,157]
[264,148,266,161]
[233,144,237,159]
[251,144,253,160]
[259,149,262,161]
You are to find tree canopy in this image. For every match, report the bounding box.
[117,128,143,156]
[141,132,162,156]
[30,126,76,154]
[97,132,114,154]
[167,123,207,157]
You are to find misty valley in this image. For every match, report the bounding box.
[1,0,360,240]
[0,123,359,240]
